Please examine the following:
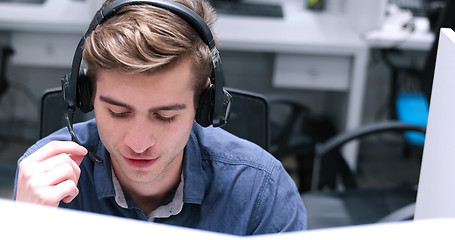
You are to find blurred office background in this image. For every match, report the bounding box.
[0,0,443,221]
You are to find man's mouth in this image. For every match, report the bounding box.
[123,156,159,168]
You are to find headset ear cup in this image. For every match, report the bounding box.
[78,74,94,113]
[196,85,214,127]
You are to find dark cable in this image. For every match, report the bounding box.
[64,108,105,211]
[64,109,104,166]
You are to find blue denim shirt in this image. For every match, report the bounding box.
[14,119,307,235]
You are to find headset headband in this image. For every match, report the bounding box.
[65,0,227,126]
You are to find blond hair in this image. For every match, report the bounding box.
[83,0,217,103]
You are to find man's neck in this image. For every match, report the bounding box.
[113,156,183,215]
[130,182,180,216]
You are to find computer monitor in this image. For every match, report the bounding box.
[209,0,283,18]
[414,28,455,219]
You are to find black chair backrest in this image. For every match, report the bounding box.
[422,0,455,101]
[40,87,269,150]
[222,87,269,150]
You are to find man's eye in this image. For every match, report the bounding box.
[108,109,129,118]
[154,114,175,123]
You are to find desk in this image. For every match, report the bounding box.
[363,5,435,51]
[364,24,434,51]
[0,0,368,167]
[1,198,454,239]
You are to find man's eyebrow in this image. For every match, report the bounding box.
[99,96,132,109]
[156,104,187,111]
[99,95,187,111]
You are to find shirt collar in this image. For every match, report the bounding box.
[111,168,128,208]
[147,174,184,221]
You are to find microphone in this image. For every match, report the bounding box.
[64,108,104,166]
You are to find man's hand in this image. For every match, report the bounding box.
[16,141,88,207]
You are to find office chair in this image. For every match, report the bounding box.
[40,87,269,150]
[266,95,317,191]
[301,121,426,229]
[379,0,455,145]
[267,95,313,158]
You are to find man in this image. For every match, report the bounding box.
[14,0,307,235]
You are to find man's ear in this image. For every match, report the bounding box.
[203,78,210,89]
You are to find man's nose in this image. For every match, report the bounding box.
[124,118,156,153]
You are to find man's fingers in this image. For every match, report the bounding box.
[19,153,82,189]
[68,152,86,166]
[56,180,80,204]
[32,153,81,177]
[43,161,80,187]
[17,174,80,206]
[35,180,79,205]
[22,141,87,164]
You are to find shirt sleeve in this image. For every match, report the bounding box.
[249,156,308,234]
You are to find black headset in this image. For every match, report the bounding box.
[61,0,232,165]
[62,0,231,128]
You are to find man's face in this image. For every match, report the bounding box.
[93,59,197,192]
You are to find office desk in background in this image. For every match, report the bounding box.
[0,0,370,168]
[364,16,434,51]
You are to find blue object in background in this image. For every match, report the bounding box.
[396,91,428,146]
